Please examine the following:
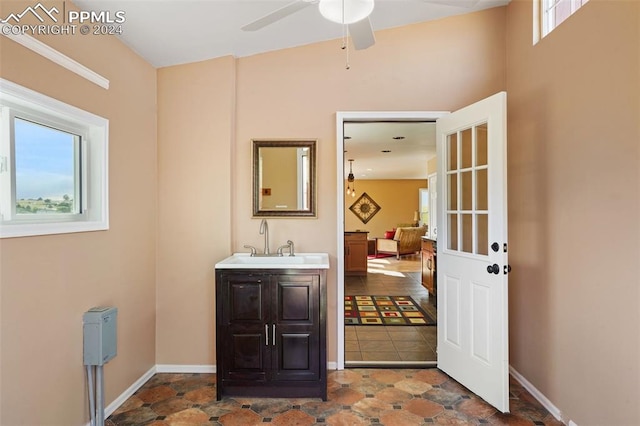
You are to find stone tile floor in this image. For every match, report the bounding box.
[106,369,563,425]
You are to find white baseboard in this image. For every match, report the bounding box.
[509,365,563,422]
[328,361,338,370]
[156,364,216,373]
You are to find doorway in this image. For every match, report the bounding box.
[336,94,509,411]
[335,111,448,370]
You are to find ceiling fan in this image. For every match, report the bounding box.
[242,0,376,50]
[241,0,481,51]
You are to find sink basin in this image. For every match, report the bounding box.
[215,253,330,269]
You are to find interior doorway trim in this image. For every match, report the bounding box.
[335,111,448,370]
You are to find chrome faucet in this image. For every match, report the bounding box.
[259,219,270,255]
[276,240,295,257]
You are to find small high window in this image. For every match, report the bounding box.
[0,79,109,238]
[536,0,589,41]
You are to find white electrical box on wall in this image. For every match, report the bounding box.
[83,307,117,366]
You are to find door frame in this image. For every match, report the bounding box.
[335,111,448,370]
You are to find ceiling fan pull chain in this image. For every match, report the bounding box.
[342,0,351,69]
[345,30,351,69]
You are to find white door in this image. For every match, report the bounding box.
[436,92,509,412]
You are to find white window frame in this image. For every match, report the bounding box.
[0,79,109,238]
[536,0,588,42]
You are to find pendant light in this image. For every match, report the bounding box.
[346,159,356,197]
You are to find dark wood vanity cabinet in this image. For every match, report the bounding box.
[215,269,327,400]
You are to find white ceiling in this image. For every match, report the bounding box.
[69,0,507,179]
[72,0,510,68]
[344,121,436,180]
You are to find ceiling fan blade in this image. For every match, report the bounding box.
[349,17,375,50]
[422,0,480,8]
[241,1,313,31]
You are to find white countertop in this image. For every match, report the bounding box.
[215,252,330,270]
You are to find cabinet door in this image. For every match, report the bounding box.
[270,274,321,382]
[219,273,270,382]
[345,237,368,275]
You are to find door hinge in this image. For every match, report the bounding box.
[0,156,7,173]
[503,243,508,253]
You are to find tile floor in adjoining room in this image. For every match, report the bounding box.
[346,325,437,362]
[346,254,437,363]
[106,369,563,425]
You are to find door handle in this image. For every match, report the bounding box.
[265,324,269,346]
[487,264,500,274]
[272,324,276,346]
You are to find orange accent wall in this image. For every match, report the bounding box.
[344,179,426,238]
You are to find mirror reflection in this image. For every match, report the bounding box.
[253,139,316,217]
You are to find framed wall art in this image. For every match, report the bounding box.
[349,192,381,224]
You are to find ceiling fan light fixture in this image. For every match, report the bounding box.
[319,0,375,25]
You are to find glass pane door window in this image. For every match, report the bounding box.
[445,123,489,256]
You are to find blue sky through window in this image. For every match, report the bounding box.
[15,118,75,200]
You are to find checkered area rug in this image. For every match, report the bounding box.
[344,295,436,326]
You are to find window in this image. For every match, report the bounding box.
[0,79,108,238]
[537,0,589,41]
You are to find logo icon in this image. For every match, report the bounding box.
[1,3,59,24]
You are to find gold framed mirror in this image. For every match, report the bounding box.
[252,139,317,217]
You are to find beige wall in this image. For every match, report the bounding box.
[506,0,640,424]
[156,57,235,364]
[344,179,426,238]
[232,8,506,364]
[0,4,157,425]
[426,157,438,175]
[13,2,625,424]
[154,7,506,368]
